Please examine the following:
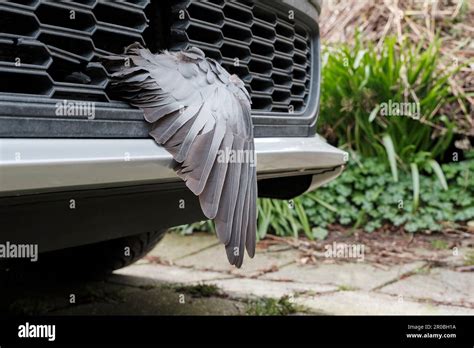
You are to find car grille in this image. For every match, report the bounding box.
[169,0,313,114]
[0,0,151,102]
[0,0,319,138]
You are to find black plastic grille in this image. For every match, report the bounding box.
[0,0,150,102]
[169,0,313,114]
[0,0,319,138]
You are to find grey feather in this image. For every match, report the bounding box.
[103,43,257,267]
[153,104,202,144]
[199,130,233,219]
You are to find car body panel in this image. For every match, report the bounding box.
[0,0,347,254]
[0,136,348,197]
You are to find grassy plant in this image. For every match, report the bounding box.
[337,285,357,291]
[257,199,312,240]
[246,296,304,315]
[320,35,471,211]
[382,134,399,182]
[174,35,473,239]
[431,239,449,250]
[174,283,221,298]
[175,155,474,237]
[320,35,463,165]
[410,162,420,212]
[465,251,474,266]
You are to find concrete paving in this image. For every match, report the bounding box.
[174,243,299,277]
[379,268,474,308]
[132,232,474,315]
[294,291,474,315]
[51,286,246,316]
[3,232,473,315]
[146,232,220,263]
[260,261,426,291]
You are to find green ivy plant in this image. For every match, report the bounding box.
[175,154,474,238]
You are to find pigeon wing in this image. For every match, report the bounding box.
[107,44,257,267]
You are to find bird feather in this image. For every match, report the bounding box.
[103,43,257,267]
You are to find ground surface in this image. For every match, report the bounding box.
[2,231,473,315]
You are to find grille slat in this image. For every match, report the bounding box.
[170,0,313,113]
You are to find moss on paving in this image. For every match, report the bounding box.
[465,251,474,266]
[174,283,222,298]
[246,295,308,315]
[431,239,449,250]
[9,298,57,316]
[337,285,357,291]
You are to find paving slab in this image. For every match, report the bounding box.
[51,286,246,315]
[146,232,220,263]
[296,291,474,315]
[6,281,138,315]
[175,244,298,277]
[411,247,473,267]
[202,277,337,299]
[261,261,426,291]
[440,247,474,268]
[379,268,474,307]
[111,263,233,286]
[6,231,472,316]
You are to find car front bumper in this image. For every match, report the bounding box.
[0,136,348,197]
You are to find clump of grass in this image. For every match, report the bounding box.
[246,296,305,316]
[431,239,449,250]
[320,35,471,212]
[413,265,431,275]
[320,34,463,164]
[175,283,221,298]
[464,251,474,266]
[337,285,357,291]
[9,298,55,315]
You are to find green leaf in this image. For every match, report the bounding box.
[411,162,420,212]
[353,49,366,69]
[368,104,380,123]
[295,200,312,239]
[178,155,474,237]
[382,134,398,182]
[312,227,328,241]
[428,160,448,191]
[313,197,338,213]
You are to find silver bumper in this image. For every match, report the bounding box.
[0,136,348,196]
